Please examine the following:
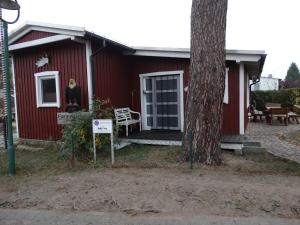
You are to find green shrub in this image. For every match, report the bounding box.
[61,98,117,161]
[252,89,296,111]
[278,89,296,108]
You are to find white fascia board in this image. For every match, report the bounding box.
[226,54,262,63]
[226,49,265,55]
[9,21,85,44]
[131,48,264,62]
[133,49,190,59]
[9,35,74,51]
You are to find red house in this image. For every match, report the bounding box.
[9,22,266,148]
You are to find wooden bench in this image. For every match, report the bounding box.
[266,107,289,125]
[114,107,141,136]
[265,102,281,109]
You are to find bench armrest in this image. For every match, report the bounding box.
[129,110,141,120]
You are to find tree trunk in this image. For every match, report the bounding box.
[183,0,228,165]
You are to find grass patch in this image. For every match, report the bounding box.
[111,144,182,167]
[0,148,66,176]
[0,144,183,176]
[1,143,300,177]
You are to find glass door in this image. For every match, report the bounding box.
[143,74,180,130]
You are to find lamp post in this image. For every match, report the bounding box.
[0,0,20,175]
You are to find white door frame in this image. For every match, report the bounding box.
[139,70,184,132]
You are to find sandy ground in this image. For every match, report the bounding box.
[1,166,300,219]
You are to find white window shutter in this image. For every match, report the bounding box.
[223,68,229,104]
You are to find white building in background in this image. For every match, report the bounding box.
[251,74,281,91]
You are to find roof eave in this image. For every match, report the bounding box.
[8,21,86,45]
[85,31,134,51]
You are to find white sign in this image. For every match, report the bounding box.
[57,112,74,125]
[93,119,113,134]
[92,119,114,164]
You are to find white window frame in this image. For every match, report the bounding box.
[34,71,60,108]
[223,68,229,104]
[139,70,184,132]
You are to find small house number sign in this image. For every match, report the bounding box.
[93,119,113,134]
[92,119,114,164]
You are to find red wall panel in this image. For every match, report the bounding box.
[129,56,190,112]
[129,57,240,135]
[222,62,240,135]
[12,31,56,44]
[14,37,244,139]
[13,40,88,140]
[92,48,131,108]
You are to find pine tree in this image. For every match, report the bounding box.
[285,62,300,81]
[183,0,228,165]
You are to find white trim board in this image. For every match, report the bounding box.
[11,56,19,138]
[120,138,182,146]
[139,70,184,132]
[120,138,243,150]
[9,22,85,44]
[85,40,93,111]
[9,35,74,51]
[223,68,229,104]
[131,47,265,62]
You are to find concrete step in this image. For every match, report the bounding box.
[242,141,266,153]
[243,141,262,147]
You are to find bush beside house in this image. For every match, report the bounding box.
[252,89,299,111]
[61,99,117,161]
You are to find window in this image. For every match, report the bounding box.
[223,68,229,104]
[34,71,60,108]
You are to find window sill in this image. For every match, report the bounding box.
[37,103,60,108]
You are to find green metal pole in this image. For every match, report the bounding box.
[189,130,193,170]
[3,21,15,175]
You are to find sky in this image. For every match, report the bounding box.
[2,0,300,79]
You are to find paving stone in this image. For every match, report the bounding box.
[246,120,300,163]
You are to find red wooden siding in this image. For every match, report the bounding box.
[129,57,240,135]
[92,48,131,107]
[129,56,190,112]
[13,35,244,140]
[13,40,88,140]
[12,31,56,44]
[222,62,240,134]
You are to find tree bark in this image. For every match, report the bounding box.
[183,0,228,165]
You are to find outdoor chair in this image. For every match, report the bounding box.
[114,107,141,136]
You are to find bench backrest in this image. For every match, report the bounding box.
[114,107,132,122]
[269,107,289,115]
[266,102,281,108]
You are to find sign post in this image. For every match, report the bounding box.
[57,112,76,166]
[92,119,114,164]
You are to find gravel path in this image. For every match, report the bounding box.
[246,119,300,163]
